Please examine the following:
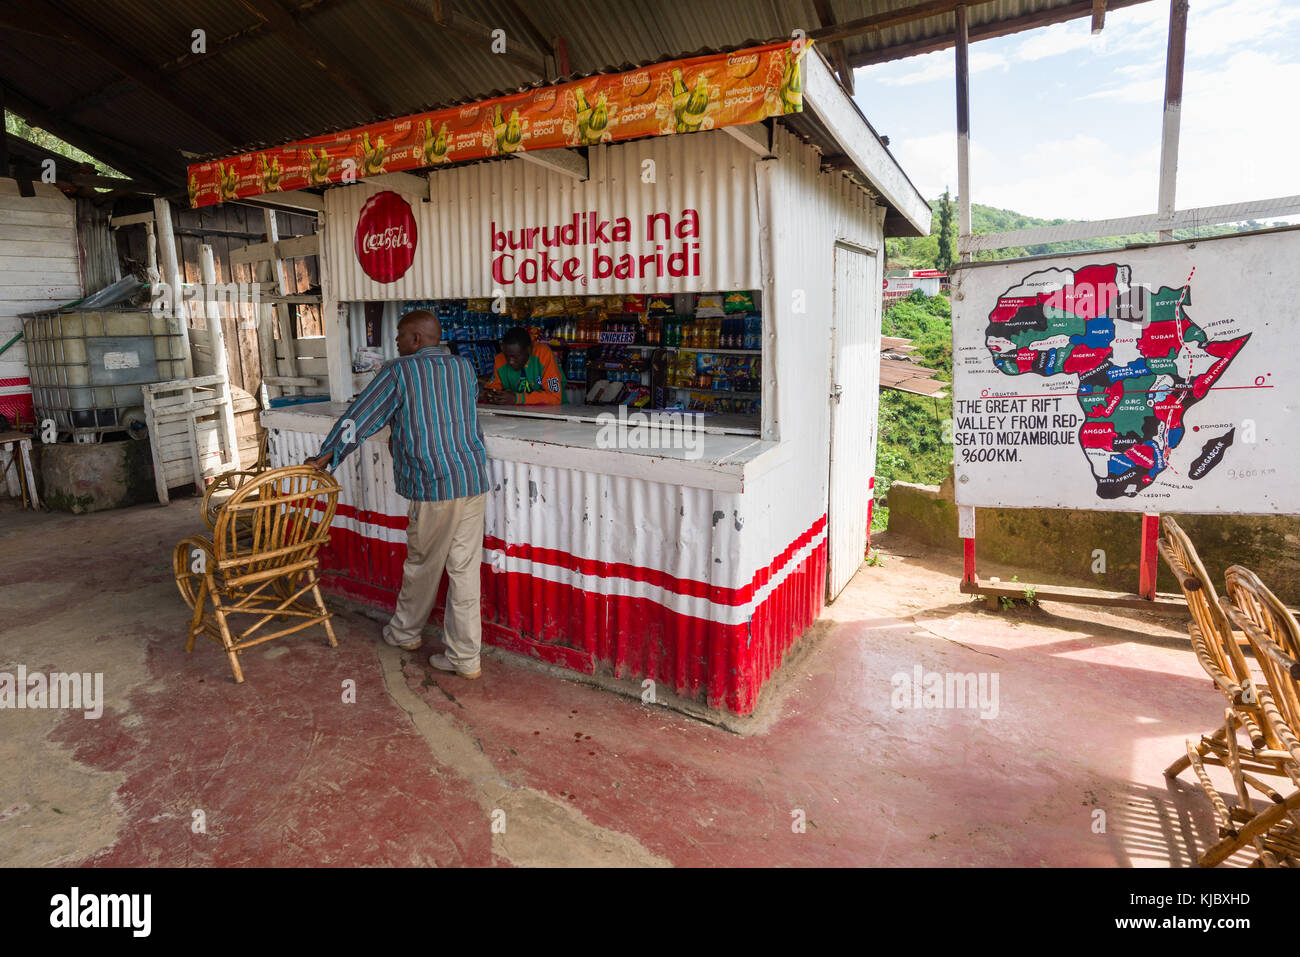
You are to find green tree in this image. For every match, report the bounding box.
[935,188,956,273]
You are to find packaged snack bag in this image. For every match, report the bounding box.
[694,293,725,317]
[723,290,755,313]
[646,295,672,318]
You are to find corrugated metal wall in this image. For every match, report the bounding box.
[738,127,884,589]
[325,130,761,301]
[75,198,120,297]
[271,424,743,595]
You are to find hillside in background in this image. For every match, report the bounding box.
[873,290,952,531]
[887,199,1290,269]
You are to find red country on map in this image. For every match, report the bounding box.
[1079,422,1116,450]
[983,263,1253,500]
[1043,264,1122,320]
[1194,335,1251,398]
[1138,321,1181,358]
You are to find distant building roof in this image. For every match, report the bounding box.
[880,335,947,398]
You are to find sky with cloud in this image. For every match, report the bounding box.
[853,0,1300,220]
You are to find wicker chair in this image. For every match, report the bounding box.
[202,430,271,531]
[1203,566,1300,867]
[174,465,341,682]
[1159,516,1268,779]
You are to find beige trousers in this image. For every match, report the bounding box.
[383,492,487,671]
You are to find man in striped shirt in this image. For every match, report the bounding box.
[305,310,489,678]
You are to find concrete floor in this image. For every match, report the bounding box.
[0,497,1247,867]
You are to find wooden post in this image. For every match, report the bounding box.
[153,198,194,379]
[18,438,39,509]
[262,209,300,395]
[1157,0,1189,241]
[318,208,352,403]
[142,388,169,505]
[145,221,158,277]
[199,245,230,383]
[252,231,282,406]
[1139,512,1160,599]
[201,243,239,474]
[959,504,977,585]
[955,4,972,263]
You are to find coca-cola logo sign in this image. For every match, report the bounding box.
[355,190,417,283]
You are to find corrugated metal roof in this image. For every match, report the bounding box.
[0,0,1147,191]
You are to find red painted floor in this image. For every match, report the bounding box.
[0,499,1233,866]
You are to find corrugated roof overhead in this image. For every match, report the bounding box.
[0,1,1153,199]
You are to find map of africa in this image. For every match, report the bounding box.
[985,263,1250,499]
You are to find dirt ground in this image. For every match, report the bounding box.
[0,498,1249,867]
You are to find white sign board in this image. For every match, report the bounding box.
[952,228,1299,514]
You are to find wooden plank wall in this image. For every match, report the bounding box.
[114,204,320,401]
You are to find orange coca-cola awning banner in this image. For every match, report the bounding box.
[186,39,808,209]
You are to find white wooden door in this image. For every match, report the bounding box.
[827,242,881,600]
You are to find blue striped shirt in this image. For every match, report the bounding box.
[316,346,489,502]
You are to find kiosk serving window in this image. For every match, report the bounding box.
[348,289,764,436]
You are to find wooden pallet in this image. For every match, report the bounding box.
[141,375,238,505]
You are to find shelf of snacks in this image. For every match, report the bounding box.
[631,345,761,356]
[667,387,762,397]
[399,290,764,418]
[665,351,760,392]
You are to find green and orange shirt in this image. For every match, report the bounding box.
[484,342,565,405]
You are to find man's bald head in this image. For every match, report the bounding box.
[396,309,442,356]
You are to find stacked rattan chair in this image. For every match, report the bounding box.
[202,429,271,531]
[175,465,341,683]
[1160,516,1300,867]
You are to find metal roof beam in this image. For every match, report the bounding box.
[497,0,559,67]
[430,1,546,76]
[511,148,589,181]
[811,0,855,94]
[1156,0,1188,240]
[351,171,430,201]
[369,0,546,77]
[807,0,1000,45]
[158,0,352,75]
[850,0,1153,66]
[720,123,773,159]
[232,190,327,213]
[235,0,392,117]
[1092,0,1109,33]
[24,0,243,148]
